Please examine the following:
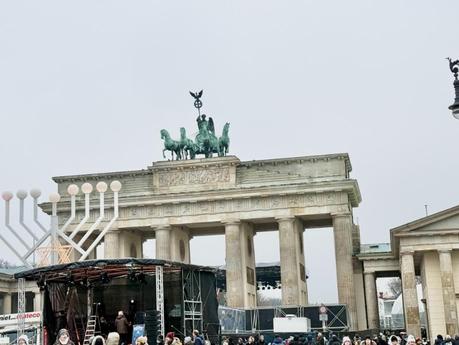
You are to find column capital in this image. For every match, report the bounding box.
[437,248,452,254]
[152,225,171,231]
[363,270,376,276]
[222,219,241,226]
[275,216,296,223]
[400,250,415,257]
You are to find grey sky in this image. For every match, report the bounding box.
[1,1,458,303]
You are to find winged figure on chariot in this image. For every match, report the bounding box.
[160,90,230,160]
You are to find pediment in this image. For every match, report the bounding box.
[391,204,459,235]
[420,213,459,231]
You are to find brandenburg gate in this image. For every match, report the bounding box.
[51,153,362,329]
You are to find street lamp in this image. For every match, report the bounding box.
[448,58,459,119]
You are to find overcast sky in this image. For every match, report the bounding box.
[1,1,458,303]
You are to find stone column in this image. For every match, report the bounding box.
[400,251,421,337]
[118,231,143,258]
[438,249,459,336]
[278,217,301,306]
[241,223,257,307]
[332,214,358,330]
[224,221,245,308]
[170,227,191,264]
[155,226,171,260]
[104,230,120,259]
[353,258,368,330]
[3,293,11,314]
[364,271,379,329]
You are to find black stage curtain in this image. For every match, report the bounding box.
[200,271,219,343]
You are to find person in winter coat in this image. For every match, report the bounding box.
[444,336,454,345]
[115,311,130,345]
[17,334,29,345]
[316,334,325,345]
[272,335,284,345]
[257,335,267,345]
[434,335,443,345]
[329,335,341,345]
[99,317,110,338]
[377,335,388,345]
[54,329,75,345]
[193,331,204,345]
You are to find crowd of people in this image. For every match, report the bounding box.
[15,310,459,345]
[221,333,459,345]
[43,324,208,345]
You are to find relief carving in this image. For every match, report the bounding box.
[158,168,230,187]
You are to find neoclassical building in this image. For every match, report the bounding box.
[2,152,458,339]
[360,205,459,339]
[0,268,40,315]
[49,154,362,329]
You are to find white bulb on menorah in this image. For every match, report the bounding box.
[1,180,121,267]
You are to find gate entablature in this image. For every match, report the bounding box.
[47,153,360,229]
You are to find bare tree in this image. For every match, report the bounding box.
[387,278,402,298]
[386,276,422,298]
[257,292,282,306]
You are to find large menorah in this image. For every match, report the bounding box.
[1,180,122,267]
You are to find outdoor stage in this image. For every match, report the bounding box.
[14,259,220,345]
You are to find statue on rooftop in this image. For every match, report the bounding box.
[160,90,230,160]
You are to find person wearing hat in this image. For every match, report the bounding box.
[91,336,106,345]
[136,336,148,345]
[434,335,443,345]
[184,337,192,345]
[362,336,376,345]
[171,337,182,345]
[106,333,120,345]
[115,311,130,345]
[389,336,400,345]
[18,334,29,345]
[444,335,453,345]
[192,330,204,345]
[329,334,341,345]
[406,336,416,345]
[54,329,75,345]
[343,336,352,345]
[165,332,175,345]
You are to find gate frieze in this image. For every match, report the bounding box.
[57,190,351,230]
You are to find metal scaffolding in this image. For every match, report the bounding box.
[17,278,26,339]
[182,270,202,334]
[155,266,165,337]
